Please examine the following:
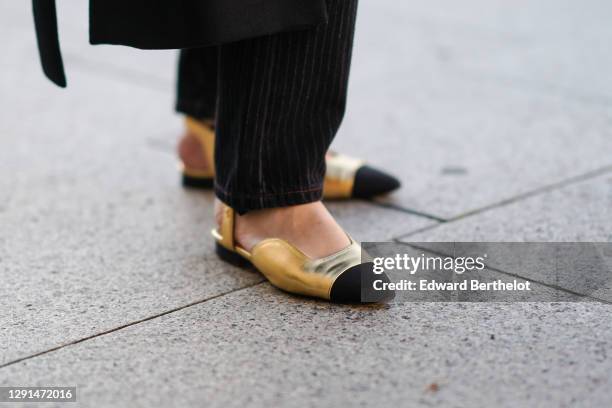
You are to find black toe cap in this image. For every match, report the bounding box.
[352,165,401,198]
[330,263,395,304]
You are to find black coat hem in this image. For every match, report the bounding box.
[33,0,329,87]
[89,22,323,50]
[89,0,328,50]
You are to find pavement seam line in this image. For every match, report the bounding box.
[398,242,612,305]
[366,200,448,222]
[0,281,266,370]
[395,164,612,240]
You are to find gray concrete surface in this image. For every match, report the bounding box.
[336,0,612,218]
[402,173,612,242]
[1,0,611,407]
[400,174,612,302]
[2,288,611,408]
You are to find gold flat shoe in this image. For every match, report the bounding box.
[211,204,394,303]
[180,116,401,198]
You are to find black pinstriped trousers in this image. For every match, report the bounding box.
[176,0,359,213]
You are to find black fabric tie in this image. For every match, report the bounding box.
[32,0,66,87]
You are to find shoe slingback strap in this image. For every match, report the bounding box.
[212,204,236,251]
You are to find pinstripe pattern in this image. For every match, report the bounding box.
[176,0,359,213]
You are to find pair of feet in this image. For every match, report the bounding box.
[179,125,396,258]
[180,130,349,258]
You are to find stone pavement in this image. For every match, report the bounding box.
[1,0,611,407]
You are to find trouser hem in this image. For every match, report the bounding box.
[215,183,323,214]
[175,99,216,121]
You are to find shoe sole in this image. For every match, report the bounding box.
[182,174,214,189]
[215,243,253,268]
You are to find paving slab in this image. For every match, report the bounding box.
[331,0,612,219]
[399,174,612,301]
[1,284,611,407]
[426,0,612,99]
[402,173,612,242]
[380,0,612,101]
[0,31,252,365]
[0,131,263,366]
[338,68,612,219]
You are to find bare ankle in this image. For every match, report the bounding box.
[178,132,211,171]
[222,202,350,258]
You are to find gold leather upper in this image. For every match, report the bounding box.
[323,152,364,198]
[215,204,236,251]
[212,204,362,300]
